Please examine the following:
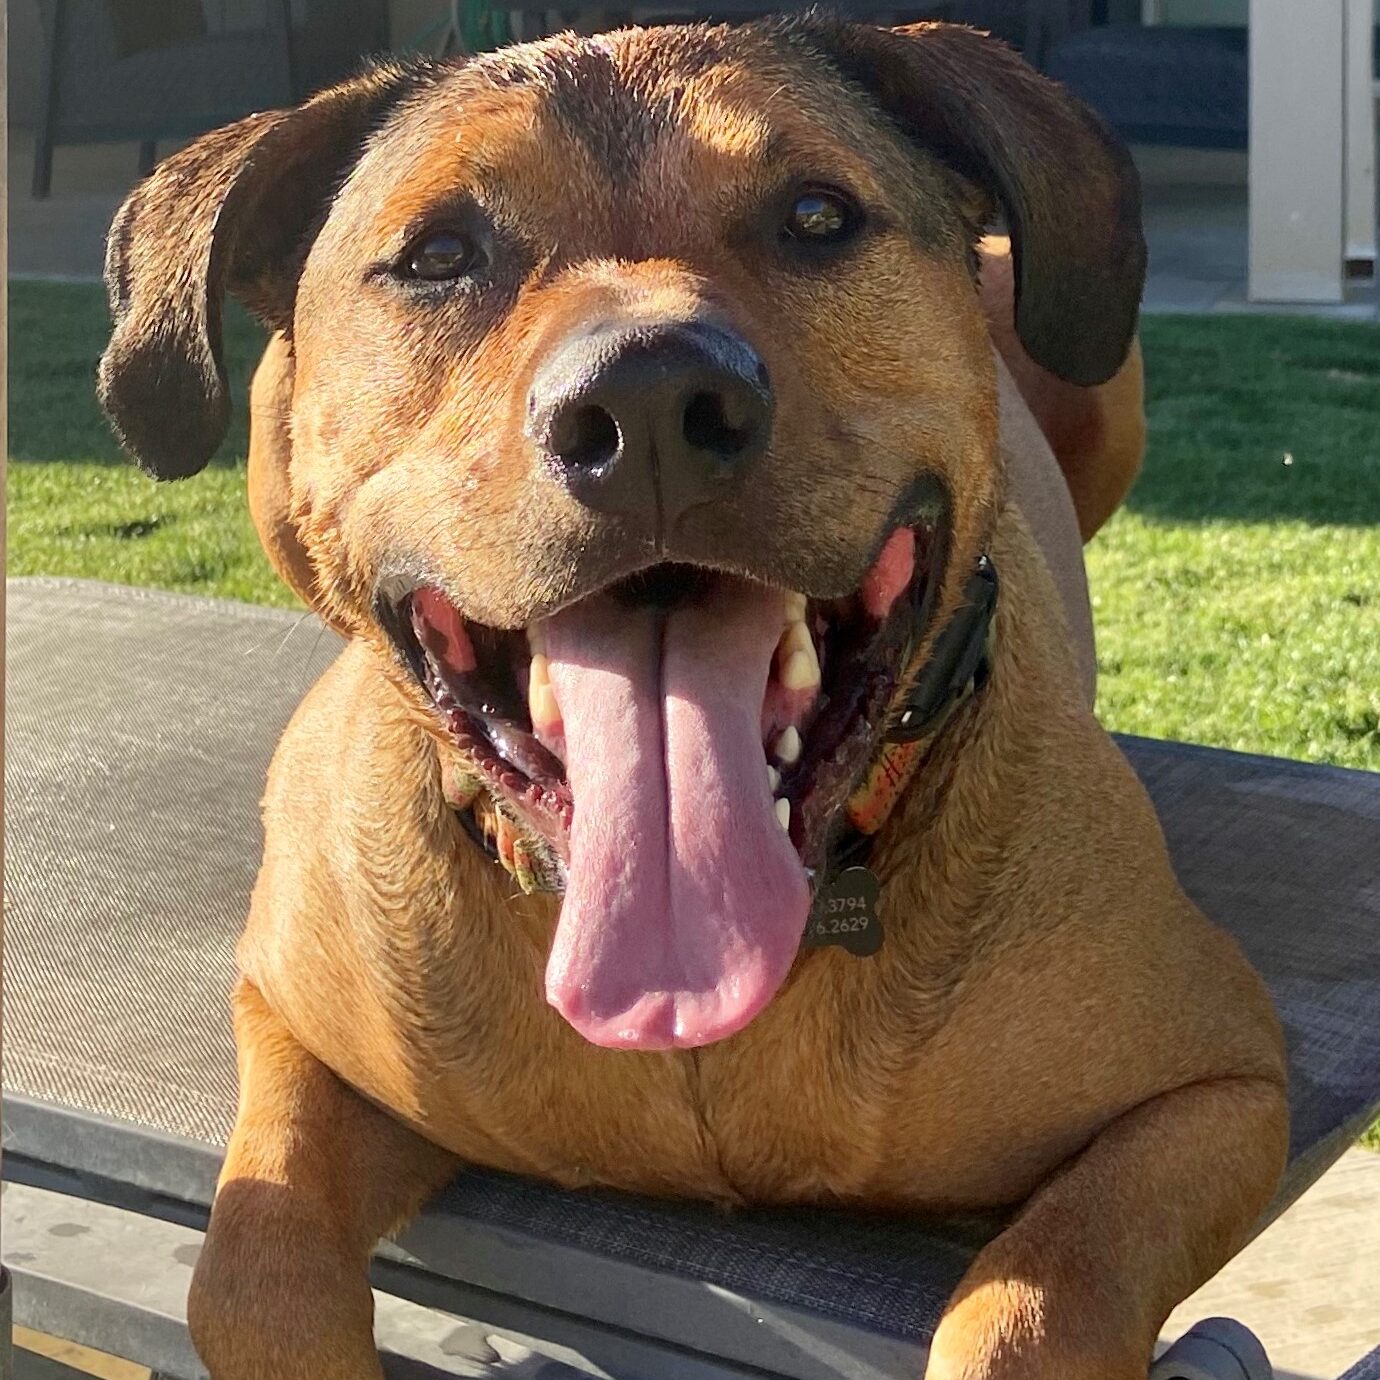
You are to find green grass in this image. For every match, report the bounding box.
[7,281,291,607]
[1087,314,1380,771]
[10,282,1379,769]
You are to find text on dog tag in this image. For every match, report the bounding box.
[802,867,883,956]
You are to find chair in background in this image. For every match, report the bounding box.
[29,0,389,198]
[932,0,1096,69]
[495,0,1095,68]
[1046,21,1250,150]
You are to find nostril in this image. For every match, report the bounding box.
[682,390,758,459]
[550,404,620,470]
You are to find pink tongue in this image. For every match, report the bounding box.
[544,581,811,1050]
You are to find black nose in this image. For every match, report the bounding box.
[527,321,772,529]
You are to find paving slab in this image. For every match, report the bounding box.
[1161,1148,1380,1380]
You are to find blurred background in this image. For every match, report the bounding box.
[5,1,1376,309]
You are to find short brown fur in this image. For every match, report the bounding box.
[101,19,1284,1380]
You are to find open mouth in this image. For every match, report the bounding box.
[383,514,942,1051]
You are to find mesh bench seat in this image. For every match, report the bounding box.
[5,577,1379,1378]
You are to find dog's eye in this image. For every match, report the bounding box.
[783,189,860,246]
[400,231,478,282]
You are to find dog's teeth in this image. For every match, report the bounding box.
[776,620,819,691]
[767,764,781,792]
[532,686,562,728]
[784,592,807,623]
[779,620,814,659]
[780,646,821,692]
[775,797,791,831]
[527,623,546,656]
[774,726,802,765]
[528,653,563,731]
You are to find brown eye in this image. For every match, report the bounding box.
[401,230,478,282]
[783,189,860,245]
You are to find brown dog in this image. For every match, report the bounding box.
[99,18,1286,1380]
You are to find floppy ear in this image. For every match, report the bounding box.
[99,59,431,480]
[792,18,1144,387]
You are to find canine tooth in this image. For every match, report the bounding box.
[531,685,562,731]
[775,726,802,765]
[767,764,781,792]
[779,620,814,659]
[528,623,547,656]
[780,647,820,692]
[784,592,807,623]
[775,798,791,830]
[532,684,561,725]
[528,653,562,730]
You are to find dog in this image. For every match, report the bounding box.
[98,17,1287,1379]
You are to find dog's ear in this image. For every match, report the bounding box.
[99,60,430,480]
[795,19,1144,387]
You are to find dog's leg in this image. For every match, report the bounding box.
[924,1077,1288,1380]
[188,980,459,1380]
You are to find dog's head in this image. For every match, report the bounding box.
[100,17,1142,1051]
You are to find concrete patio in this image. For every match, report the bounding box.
[1142,182,1379,321]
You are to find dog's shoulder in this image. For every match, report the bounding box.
[263,640,429,820]
[243,640,522,1073]
[885,506,1286,1091]
[254,640,467,931]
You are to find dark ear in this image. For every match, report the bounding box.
[99,59,431,479]
[791,18,1144,387]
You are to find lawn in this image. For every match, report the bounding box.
[9,280,1379,771]
[8,282,283,606]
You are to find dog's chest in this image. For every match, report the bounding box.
[304,825,981,1206]
[412,950,948,1206]
[457,1052,892,1205]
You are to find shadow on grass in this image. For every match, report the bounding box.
[1129,315,1380,527]
[8,278,266,468]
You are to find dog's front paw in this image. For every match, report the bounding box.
[188,1190,382,1380]
[924,1282,1146,1380]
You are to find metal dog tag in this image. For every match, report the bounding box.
[802,866,883,956]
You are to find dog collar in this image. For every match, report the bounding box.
[446,555,999,904]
